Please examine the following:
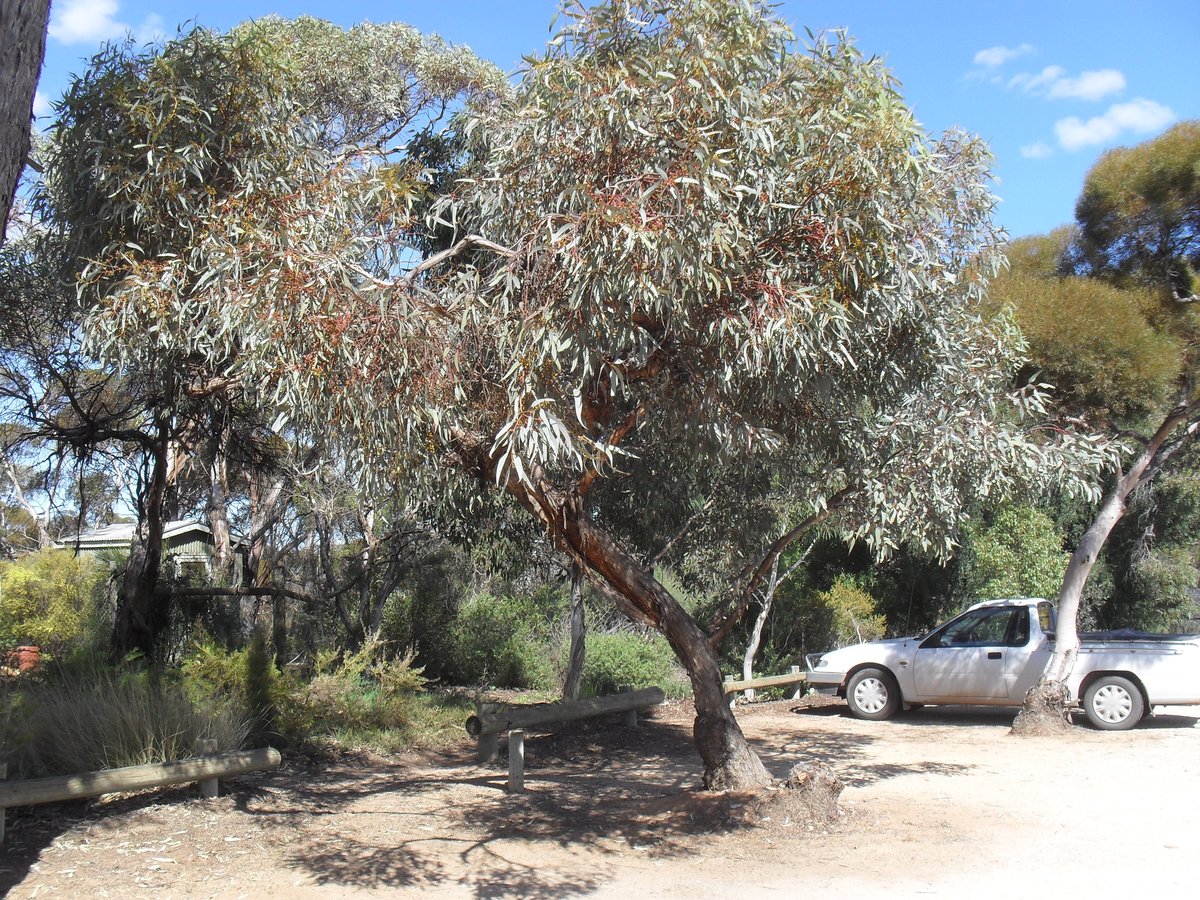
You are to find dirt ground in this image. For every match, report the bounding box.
[3,696,1198,899]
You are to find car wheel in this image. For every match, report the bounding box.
[846,667,900,721]
[1083,675,1144,731]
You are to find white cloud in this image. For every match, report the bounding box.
[1046,69,1126,101]
[48,0,126,45]
[32,90,53,119]
[1007,65,1125,102]
[1008,65,1065,93]
[48,1,164,47]
[1055,98,1176,151]
[973,44,1035,69]
[135,13,166,45]
[1020,141,1054,160]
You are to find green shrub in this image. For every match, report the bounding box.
[293,638,468,752]
[1,661,252,779]
[446,592,556,689]
[180,632,306,746]
[0,550,107,653]
[962,504,1068,601]
[578,629,690,699]
[817,575,887,647]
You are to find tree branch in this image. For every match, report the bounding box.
[707,486,852,648]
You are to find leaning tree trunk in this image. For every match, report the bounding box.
[563,562,587,701]
[1014,403,1199,733]
[498,466,772,790]
[0,0,49,245]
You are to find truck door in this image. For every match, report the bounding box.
[912,606,1020,701]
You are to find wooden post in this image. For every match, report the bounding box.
[477,702,500,762]
[1,762,7,846]
[197,738,218,799]
[507,730,525,793]
[619,685,638,727]
[725,674,737,707]
[790,666,804,700]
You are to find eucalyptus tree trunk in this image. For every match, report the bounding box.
[1015,403,1200,732]
[246,470,291,660]
[741,558,780,703]
[563,562,587,701]
[496,463,772,790]
[111,423,171,661]
[204,404,233,576]
[0,0,49,244]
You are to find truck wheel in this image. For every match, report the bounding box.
[1083,675,1144,731]
[846,667,900,721]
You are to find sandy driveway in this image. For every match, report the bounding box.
[2,698,1197,899]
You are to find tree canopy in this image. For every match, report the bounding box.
[1075,121,1200,298]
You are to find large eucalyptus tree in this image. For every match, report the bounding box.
[47,2,1103,786]
[265,2,1100,786]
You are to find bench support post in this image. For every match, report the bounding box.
[477,702,500,762]
[197,738,219,799]
[508,730,525,793]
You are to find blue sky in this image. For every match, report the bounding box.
[34,0,1199,238]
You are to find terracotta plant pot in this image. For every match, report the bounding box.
[14,646,40,673]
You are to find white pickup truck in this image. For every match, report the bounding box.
[805,598,1200,730]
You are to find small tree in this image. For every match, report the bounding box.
[263,2,1097,785]
[34,19,504,660]
[1008,125,1200,732]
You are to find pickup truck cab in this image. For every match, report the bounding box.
[805,598,1200,730]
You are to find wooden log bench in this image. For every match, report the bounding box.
[464,686,666,792]
[723,666,807,704]
[0,743,281,844]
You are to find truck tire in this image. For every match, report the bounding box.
[1083,675,1144,731]
[846,667,901,721]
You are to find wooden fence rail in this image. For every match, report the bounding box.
[724,667,807,703]
[467,687,665,792]
[0,747,281,844]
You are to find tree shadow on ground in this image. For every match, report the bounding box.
[268,720,746,895]
[264,703,977,896]
[0,782,217,895]
[1,700,997,898]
